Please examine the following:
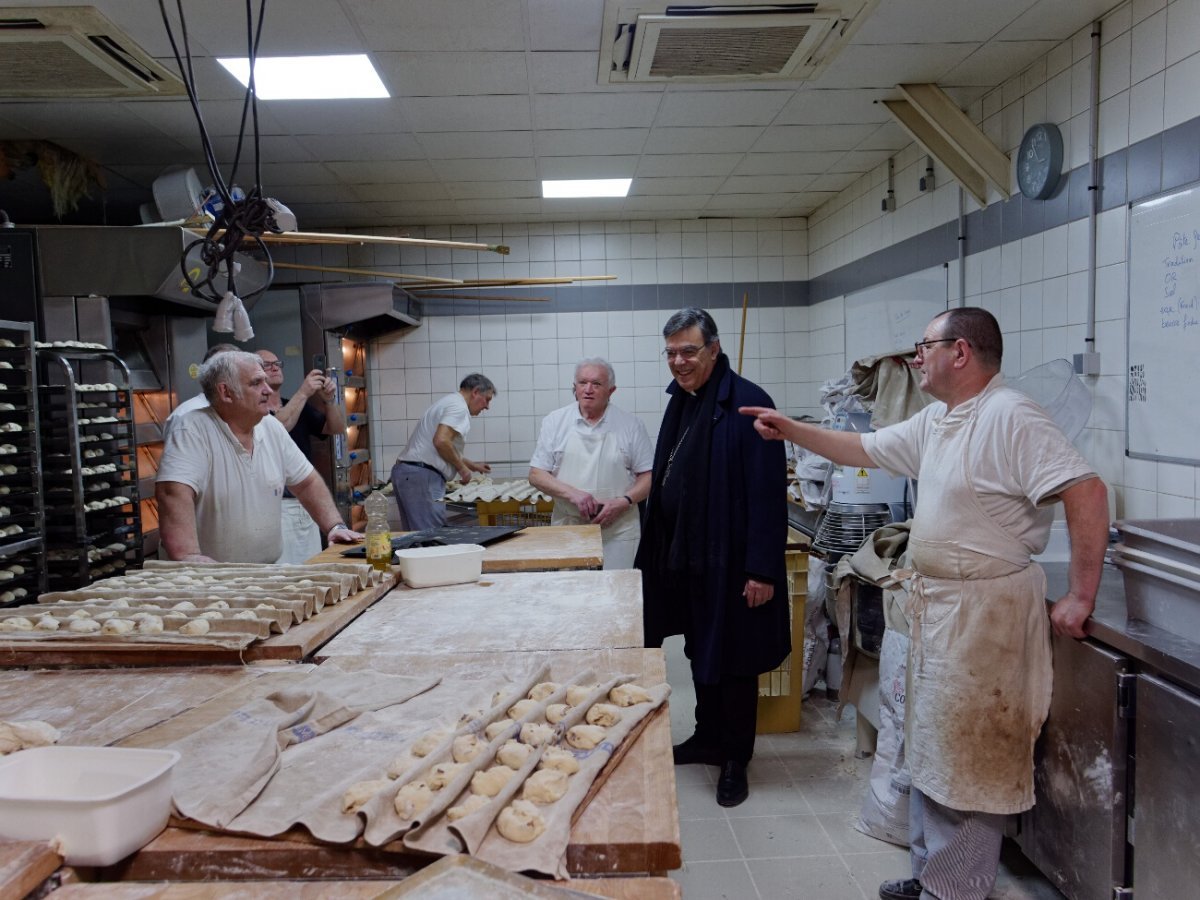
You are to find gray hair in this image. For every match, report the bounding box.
[663,307,719,345]
[198,350,262,403]
[574,357,616,386]
[459,373,496,395]
[203,342,238,362]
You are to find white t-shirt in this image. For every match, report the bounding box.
[529,402,654,478]
[157,408,314,563]
[398,392,471,481]
[161,393,210,444]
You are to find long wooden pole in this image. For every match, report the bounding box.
[271,261,463,285]
[737,291,749,374]
[189,227,510,255]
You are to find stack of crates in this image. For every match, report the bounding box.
[756,529,811,734]
[475,497,554,527]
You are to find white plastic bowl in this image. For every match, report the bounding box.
[0,745,180,865]
[395,543,485,588]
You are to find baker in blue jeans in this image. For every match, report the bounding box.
[390,373,494,530]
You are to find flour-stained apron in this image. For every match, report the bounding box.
[551,429,640,570]
[904,403,1053,815]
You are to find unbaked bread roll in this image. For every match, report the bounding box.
[2,616,32,631]
[507,698,539,719]
[427,761,464,791]
[386,754,414,780]
[35,615,60,632]
[101,618,135,635]
[178,618,210,636]
[519,722,555,746]
[0,719,61,755]
[68,618,102,633]
[538,746,581,775]
[522,767,570,804]
[137,616,164,635]
[393,780,433,819]
[446,793,490,821]
[567,724,607,750]
[496,739,534,769]
[497,799,546,843]
[458,708,485,726]
[527,681,560,702]
[452,733,485,764]
[469,764,516,797]
[411,730,446,758]
[585,703,622,727]
[608,683,653,706]
[341,778,391,812]
[485,718,515,741]
[545,703,570,724]
[566,683,600,706]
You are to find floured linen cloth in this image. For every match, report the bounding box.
[170,666,439,828]
[850,351,932,429]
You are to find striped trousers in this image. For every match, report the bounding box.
[909,789,1006,900]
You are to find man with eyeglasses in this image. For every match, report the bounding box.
[636,307,788,809]
[742,307,1109,900]
[255,349,346,563]
[528,358,653,569]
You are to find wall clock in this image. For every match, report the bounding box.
[1016,123,1064,200]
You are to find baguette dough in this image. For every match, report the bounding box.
[393,780,433,819]
[485,718,515,741]
[566,683,599,706]
[608,683,653,706]
[538,746,581,775]
[341,778,391,812]
[545,703,570,724]
[496,739,534,769]
[527,681,560,702]
[521,767,570,804]
[427,761,464,791]
[452,733,486,764]
[585,703,622,727]
[446,793,490,821]
[506,698,539,720]
[469,764,516,797]
[567,724,607,750]
[497,799,546,843]
[519,722,555,746]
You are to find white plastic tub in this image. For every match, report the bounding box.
[395,543,485,588]
[0,745,180,865]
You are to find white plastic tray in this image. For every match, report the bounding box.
[395,543,485,588]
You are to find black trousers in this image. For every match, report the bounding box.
[693,674,759,766]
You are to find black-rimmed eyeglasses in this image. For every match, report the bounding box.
[260,360,284,371]
[913,338,955,355]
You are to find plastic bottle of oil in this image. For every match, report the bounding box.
[364,490,392,572]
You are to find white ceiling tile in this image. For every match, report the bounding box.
[734,152,843,175]
[209,135,316,164]
[702,194,786,212]
[126,100,287,138]
[295,133,426,161]
[635,154,744,177]
[854,123,912,151]
[431,157,538,180]
[346,182,451,202]
[942,42,1060,86]
[752,124,878,153]
[534,93,663,130]
[324,160,440,182]
[819,43,980,89]
[455,198,546,216]
[654,90,792,128]
[374,52,529,96]
[526,0,605,51]
[643,127,763,154]
[537,155,639,178]
[827,150,894,173]
[404,95,533,132]
[852,1,1033,44]
[534,129,649,155]
[419,131,536,159]
[999,0,1118,41]
[719,175,817,194]
[344,0,527,51]
[808,172,861,192]
[621,195,712,211]
[529,52,658,94]
[632,177,726,196]
[444,181,542,200]
[774,89,894,125]
[265,100,411,135]
[258,163,342,185]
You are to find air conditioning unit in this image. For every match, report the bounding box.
[599,0,878,84]
[0,6,185,98]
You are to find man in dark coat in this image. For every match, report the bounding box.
[636,307,789,807]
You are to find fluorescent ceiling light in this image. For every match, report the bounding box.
[542,179,632,198]
[217,54,388,100]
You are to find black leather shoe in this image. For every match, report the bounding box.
[879,878,922,900]
[716,760,749,807]
[672,734,723,766]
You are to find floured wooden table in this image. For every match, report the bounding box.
[311,525,604,572]
[95,649,679,882]
[315,570,643,660]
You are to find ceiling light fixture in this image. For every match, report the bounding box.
[542,178,632,198]
[217,54,388,100]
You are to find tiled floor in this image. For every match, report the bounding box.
[662,636,1065,900]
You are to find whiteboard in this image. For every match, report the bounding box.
[1126,183,1200,464]
[844,265,949,364]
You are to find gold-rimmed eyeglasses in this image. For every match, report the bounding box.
[913,338,955,355]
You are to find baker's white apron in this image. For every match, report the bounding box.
[551,429,640,570]
[903,400,1053,815]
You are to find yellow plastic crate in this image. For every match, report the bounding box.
[756,541,810,734]
[475,497,554,527]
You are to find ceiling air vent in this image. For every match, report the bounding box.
[0,6,185,98]
[600,1,878,84]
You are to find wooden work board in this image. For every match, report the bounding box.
[0,840,61,900]
[311,525,604,573]
[106,649,680,880]
[315,569,643,661]
[0,577,396,668]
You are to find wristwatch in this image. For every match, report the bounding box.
[326,522,348,539]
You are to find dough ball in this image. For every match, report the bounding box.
[232,610,260,621]
[469,764,516,797]
[458,708,485,727]
[519,722,555,746]
[446,793,490,821]
[68,618,102,633]
[136,616,164,635]
[566,724,607,750]
[11,720,60,747]
[67,609,92,619]
[393,780,433,820]
[507,698,539,720]
[178,618,210,636]
[566,683,600,706]
[198,610,224,620]
[538,746,581,775]
[522,767,570,805]
[608,683,653,707]
[527,681,560,702]
[101,618,135,635]
[206,600,230,609]
[496,739,534,769]
[497,799,546,843]
[484,718,515,741]
[171,600,196,611]
[412,730,447,758]
[35,615,60,632]
[545,703,570,725]
[427,761,464,791]
[452,733,485,764]
[585,703,622,728]
[341,778,391,813]
[3,616,33,631]
[93,611,118,621]
[386,754,414,780]
[107,598,130,608]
